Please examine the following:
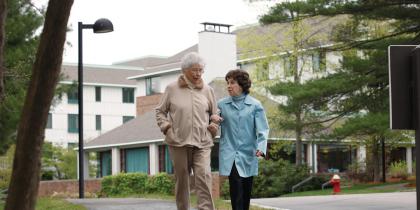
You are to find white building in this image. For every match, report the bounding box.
[45,63,141,147]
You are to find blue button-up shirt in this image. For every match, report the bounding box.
[218,94,269,177]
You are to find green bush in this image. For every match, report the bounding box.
[146,173,174,194]
[252,159,311,197]
[221,159,314,198]
[100,172,173,196]
[388,161,409,180]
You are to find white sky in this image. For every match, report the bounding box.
[34,0,281,65]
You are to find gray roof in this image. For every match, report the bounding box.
[84,111,164,150]
[61,63,142,86]
[126,45,198,80]
[235,15,349,61]
[113,56,169,67]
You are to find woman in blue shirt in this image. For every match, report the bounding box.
[215,69,269,210]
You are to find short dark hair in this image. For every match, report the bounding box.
[225,69,252,94]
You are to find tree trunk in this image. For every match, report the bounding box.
[370,136,381,182]
[0,0,6,102]
[5,0,73,209]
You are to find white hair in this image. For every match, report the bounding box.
[181,52,205,71]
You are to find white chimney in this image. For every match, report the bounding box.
[199,22,237,84]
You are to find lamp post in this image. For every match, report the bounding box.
[78,18,113,199]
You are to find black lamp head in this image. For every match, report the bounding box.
[93,18,114,33]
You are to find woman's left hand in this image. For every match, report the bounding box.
[256,150,264,157]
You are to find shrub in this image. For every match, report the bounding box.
[100,172,173,196]
[251,159,312,197]
[146,173,174,194]
[388,161,409,180]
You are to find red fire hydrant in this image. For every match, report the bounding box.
[330,174,341,194]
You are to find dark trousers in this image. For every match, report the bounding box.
[229,163,254,210]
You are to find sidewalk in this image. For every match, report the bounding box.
[68,198,177,210]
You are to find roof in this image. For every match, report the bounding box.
[84,111,164,150]
[235,15,349,61]
[61,63,141,87]
[113,55,169,67]
[124,45,198,80]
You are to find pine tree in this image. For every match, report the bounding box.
[259,0,418,181]
[0,0,43,153]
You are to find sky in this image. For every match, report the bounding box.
[34,0,281,65]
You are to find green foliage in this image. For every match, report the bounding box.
[100,173,174,196]
[257,159,309,197]
[0,145,15,189]
[145,173,175,194]
[388,161,409,180]
[0,0,44,153]
[221,159,329,198]
[41,142,78,179]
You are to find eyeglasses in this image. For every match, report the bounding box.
[189,67,204,74]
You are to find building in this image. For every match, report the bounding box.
[45,63,141,148]
[70,19,414,178]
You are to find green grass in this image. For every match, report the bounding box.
[282,181,414,197]
[0,197,86,210]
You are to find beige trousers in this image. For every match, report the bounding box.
[169,146,215,210]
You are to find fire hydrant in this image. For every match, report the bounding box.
[330,174,341,194]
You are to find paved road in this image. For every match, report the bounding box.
[68,192,416,210]
[250,192,416,210]
[68,198,177,210]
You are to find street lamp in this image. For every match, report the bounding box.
[78,18,113,199]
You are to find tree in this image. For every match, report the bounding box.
[41,142,77,180]
[0,0,5,101]
[5,0,73,209]
[238,4,337,166]
[259,0,418,181]
[0,0,43,153]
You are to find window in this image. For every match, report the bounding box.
[123,116,135,124]
[283,57,293,77]
[312,51,326,73]
[256,61,269,81]
[95,86,101,102]
[96,115,101,131]
[100,151,112,177]
[67,89,78,104]
[146,77,161,96]
[67,142,77,149]
[125,148,149,173]
[68,114,78,133]
[46,113,52,129]
[122,88,134,103]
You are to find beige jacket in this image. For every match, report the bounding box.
[155,75,218,148]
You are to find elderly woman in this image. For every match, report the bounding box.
[216,69,269,210]
[155,52,218,210]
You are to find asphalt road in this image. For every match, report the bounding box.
[250,192,416,210]
[68,192,416,210]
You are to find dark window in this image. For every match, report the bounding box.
[67,89,78,104]
[122,88,134,103]
[46,113,52,129]
[68,114,78,133]
[95,86,101,102]
[312,51,326,73]
[256,61,269,81]
[123,116,135,124]
[96,115,101,131]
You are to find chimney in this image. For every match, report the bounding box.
[199,22,237,84]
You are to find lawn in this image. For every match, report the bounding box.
[0,198,86,210]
